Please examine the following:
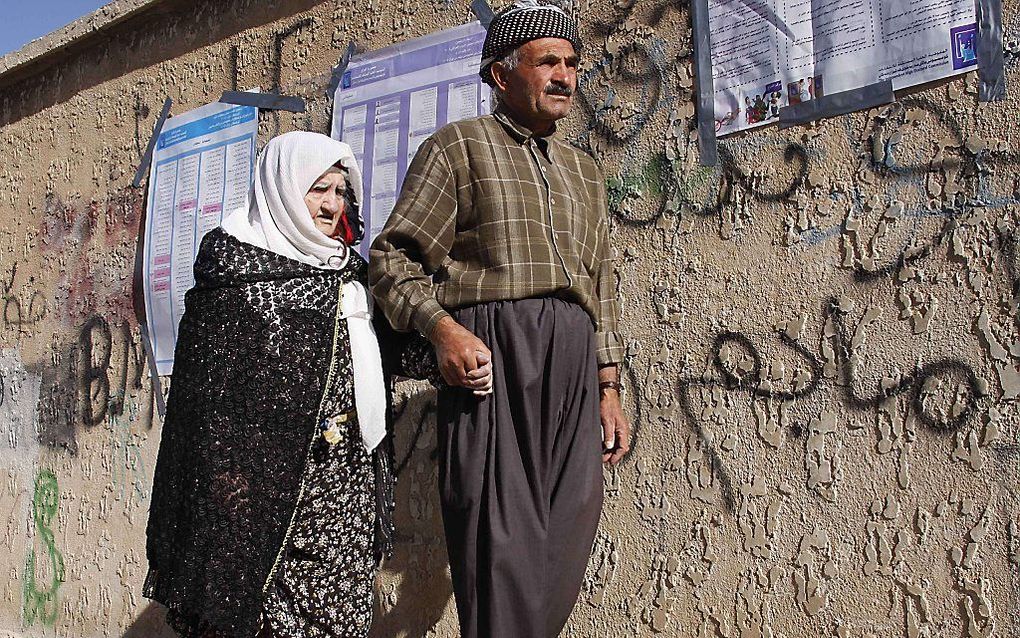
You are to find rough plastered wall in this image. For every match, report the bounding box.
[0,0,1019,635]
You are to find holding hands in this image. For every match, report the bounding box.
[431,316,494,396]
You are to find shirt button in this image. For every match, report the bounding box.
[551,197,557,205]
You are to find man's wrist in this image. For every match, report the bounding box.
[414,299,451,341]
[427,314,456,345]
[598,380,623,393]
[598,380,623,402]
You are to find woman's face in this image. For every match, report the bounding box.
[304,166,347,238]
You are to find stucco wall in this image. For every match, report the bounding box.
[0,0,1018,636]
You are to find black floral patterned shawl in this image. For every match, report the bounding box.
[144,228,429,637]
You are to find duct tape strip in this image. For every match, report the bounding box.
[779,79,894,129]
[471,0,495,28]
[327,42,357,98]
[977,0,1005,101]
[130,186,167,418]
[219,90,306,113]
[140,330,167,418]
[690,0,718,167]
[131,97,172,188]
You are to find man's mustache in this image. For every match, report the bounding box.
[544,83,573,97]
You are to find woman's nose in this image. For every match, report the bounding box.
[321,194,340,213]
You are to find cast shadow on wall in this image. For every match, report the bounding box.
[0,0,324,127]
[370,386,455,636]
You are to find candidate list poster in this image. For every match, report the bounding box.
[331,22,491,257]
[143,101,258,375]
[711,0,979,136]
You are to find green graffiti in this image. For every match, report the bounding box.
[23,469,64,627]
[607,151,667,211]
[608,151,718,220]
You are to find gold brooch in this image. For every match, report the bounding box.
[320,411,353,445]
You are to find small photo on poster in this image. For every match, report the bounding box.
[741,81,784,126]
[786,75,823,105]
[950,23,978,70]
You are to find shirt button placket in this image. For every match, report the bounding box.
[530,141,571,288]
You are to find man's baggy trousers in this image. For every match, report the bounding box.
[437,298,604,638]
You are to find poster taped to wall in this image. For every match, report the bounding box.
[711,0,979,136]
[143,101,258,375]
[331,21,492,256]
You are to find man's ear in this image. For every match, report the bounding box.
[490,62,511,94]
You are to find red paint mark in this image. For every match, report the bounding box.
[37,188,147,326]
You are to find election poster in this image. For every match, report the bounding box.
[331,22,492,255]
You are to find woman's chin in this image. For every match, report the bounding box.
[314,222,337,237]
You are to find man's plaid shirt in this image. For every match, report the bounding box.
[369,109,624,365]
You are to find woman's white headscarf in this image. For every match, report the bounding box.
[222,131,387,452]
[222,131,362,269]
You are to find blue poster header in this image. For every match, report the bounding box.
[158,105,258,150]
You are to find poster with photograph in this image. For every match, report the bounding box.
[710,0,978,136]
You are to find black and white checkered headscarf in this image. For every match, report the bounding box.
[479,0,581,86]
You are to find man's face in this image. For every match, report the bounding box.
[493,37,578,132]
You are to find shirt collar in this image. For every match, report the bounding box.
[493,108,557,158]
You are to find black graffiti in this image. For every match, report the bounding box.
[996,225,1020,331]
[35,316,149,453]
[576,39,674,146]
[78,316,112,428]
[576,0,688,147]
[674,299,982,510]
[0,264,47,329]
[78,317,146,428]
[607,142,809,228]
[708,306,978,431]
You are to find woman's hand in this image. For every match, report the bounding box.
[466,351,493,396]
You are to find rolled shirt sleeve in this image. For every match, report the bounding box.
[369,138,456,338]
[591,175,625,366]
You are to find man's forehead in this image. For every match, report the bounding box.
[519,37,577,59]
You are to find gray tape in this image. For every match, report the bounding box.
[690,0,718,167]
[327,41,357,98]
[219,90,305,113]
[131,176,167,418]
[139,329,167,418]
[471,0,495,28]
[977,0,1005,101]
[131,97,172,188]
[779,79,894,129]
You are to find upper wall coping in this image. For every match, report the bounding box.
[0,0,171,82]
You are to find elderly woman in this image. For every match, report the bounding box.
[144,132,485,638]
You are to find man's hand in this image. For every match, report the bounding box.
[431,316,493,395]
[599,365,630,465]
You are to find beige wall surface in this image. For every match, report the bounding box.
[0,0,1018,636]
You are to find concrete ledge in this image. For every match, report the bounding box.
[0,0,172,81]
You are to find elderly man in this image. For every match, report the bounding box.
[369,2,629,635]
